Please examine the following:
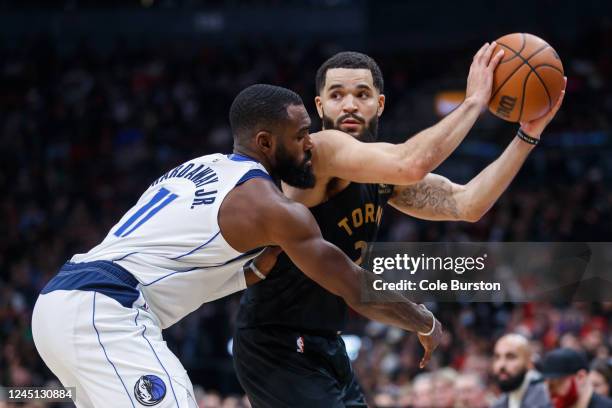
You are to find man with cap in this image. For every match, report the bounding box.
[492,334,552,408]
[540,348,612,408]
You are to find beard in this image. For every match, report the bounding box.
[322,110,379,142]
[551,377,579,408]
[495,369,528,393]
[273,143,316,188]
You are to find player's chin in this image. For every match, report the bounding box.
[495,374,509,382]
[339,127,362,138]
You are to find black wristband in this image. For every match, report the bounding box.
[517,128,539,146]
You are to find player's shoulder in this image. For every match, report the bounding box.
[309,129,354,180]
[231,176,284,208]
[310,129,353,149]
[188,152,262,167]
[186,152,226,164]
[230,177,311,232]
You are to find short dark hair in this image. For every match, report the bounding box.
[229,84,304,141]
[591,358,612,390]
[315,51,384,95]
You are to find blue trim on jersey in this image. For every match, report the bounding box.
[228,153,259,163]
[121,192,178,237]
[113,251,139,262]
[115,188,170,237]
[135,309,180,407]
[170,230,221,260]
[140,250,256,287]
[236,169,273,186]
[93,292,136,408]
[42,261,140,308]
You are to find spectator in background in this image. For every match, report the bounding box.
[372,390,398,408]
[432,368,458,407]
[492,334,552,408]
[1,21,612,403]
[540,348,612,408]
[411,372,434,408]
[454,372,490,408]
[590,359,612,397]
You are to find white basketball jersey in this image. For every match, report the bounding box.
[71,153,270,328]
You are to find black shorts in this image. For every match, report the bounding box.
[233,326,367,408]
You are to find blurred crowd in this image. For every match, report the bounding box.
[355,303,612,407]
[1,16,612,408]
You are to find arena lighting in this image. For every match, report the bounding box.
[227,335,363,361]
[434,91,465,116]
[342,335,362,361]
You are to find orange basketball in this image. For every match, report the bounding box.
[488,33,564,122]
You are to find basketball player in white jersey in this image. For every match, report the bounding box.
[32,84,443,408]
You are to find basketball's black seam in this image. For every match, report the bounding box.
[491,43,549,98]
[518,69,533,122]
[498,44,521,64]
[532,63,564,74]
[532,67,552,111]
[495,40,552,109]
[509,35,555,111]
[531,63,565,110]
[490,43,550,101]
[498,33,527,65]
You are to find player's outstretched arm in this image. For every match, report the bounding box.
[389,82,566,222]
[220,178,442,367]
[261,192,443,367]
[310,42,504,185]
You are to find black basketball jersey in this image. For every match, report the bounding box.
[236,182,393,333]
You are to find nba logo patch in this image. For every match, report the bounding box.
[296,336,304,353]
[378,184,392,194]
[134,375,166,406]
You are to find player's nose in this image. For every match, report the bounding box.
[303,133,313,151]
[341,95,357,112]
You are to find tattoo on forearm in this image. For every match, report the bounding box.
[397,181,460,218]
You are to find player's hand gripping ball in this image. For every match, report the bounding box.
[488,33,564,122]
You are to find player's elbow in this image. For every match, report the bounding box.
[393,153,429,184]
[396,163,428,185]
[410,165,429,183]
[462,206,488,223]
[463,212,483,223]
[400,147,440,182]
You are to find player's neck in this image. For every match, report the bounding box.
[232,147,272,172]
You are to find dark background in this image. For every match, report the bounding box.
[1,1,611,407]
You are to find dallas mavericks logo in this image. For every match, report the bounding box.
[134,375,166,406]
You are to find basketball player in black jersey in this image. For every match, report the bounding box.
[234,47,565,407]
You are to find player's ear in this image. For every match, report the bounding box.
[576,370,588,384]
[377,94,386,117]
[254,130,274,155]
[314,96,324,118]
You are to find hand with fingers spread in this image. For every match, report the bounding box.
[520,76,567,139]
[465,42,505,109]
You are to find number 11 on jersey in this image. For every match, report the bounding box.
[114,187,178,238]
